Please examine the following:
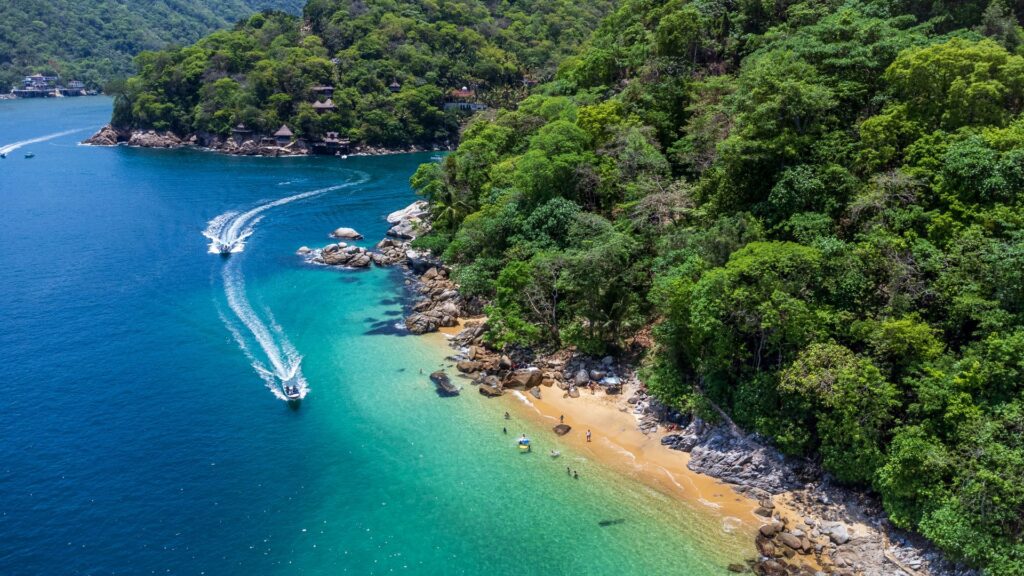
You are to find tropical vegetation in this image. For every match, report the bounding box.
[410,0,1024,572]
[109,0,614,147]
[0,0,303,90]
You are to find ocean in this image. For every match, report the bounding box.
[0,97,749,575]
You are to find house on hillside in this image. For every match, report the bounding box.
[231,123,253,144]
[443,86,487,112]
[312,85,334,97]
[312,99,337,113]
[274,124,294,145]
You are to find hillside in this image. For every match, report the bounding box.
[412,0,1024,573]
[109,0,613,147]
[0,0,304,90]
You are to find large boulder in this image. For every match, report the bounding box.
[574,369,590,386]
[479,384,503,397]
[456,360,483,374]
[82,124,125,146]
[386,201,431,239]
[330,227,363,240]
[553,424,572,436]
[505,369,542,389]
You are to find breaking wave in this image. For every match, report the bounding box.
[0,128,87,156]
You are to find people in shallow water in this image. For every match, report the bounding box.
[502,427,507,434]
[504,412,510,420]
[574,471,579,480]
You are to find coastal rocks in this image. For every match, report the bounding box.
[296,246,312,255]
[553,424,572,436]
[479,384,503,397]
[505,369,542,389]
[82,124,126,146]
[529,386,541,399]
[386,200,430,239]
[330,227,363,240]
[315,243,372,267]
[371,238,408,266]
[681,426,800,495]
[456,360,483,374]
[430,370,459,396]
[127,130,183,148]
[404,266,465,334]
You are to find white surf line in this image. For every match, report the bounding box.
[0,128,88,155]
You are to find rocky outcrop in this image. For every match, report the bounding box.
[330,227,363,240]
[82,124,127,146]
[314,243,373,267]
[430,370,459,396]
[404,266,465,334]
[371,238,408,266]
[127,130,183,148]
[386,200,430,239]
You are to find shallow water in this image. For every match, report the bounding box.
[0,97,750,574]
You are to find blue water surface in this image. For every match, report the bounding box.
[0,98,748,575]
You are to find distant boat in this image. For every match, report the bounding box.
[430,154,443,162]
[0,152,6,158]
[283,384,301,401]
[24,152,34,158]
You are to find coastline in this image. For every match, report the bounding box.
[82,124,448,158]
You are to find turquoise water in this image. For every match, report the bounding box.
[0,97,749,574]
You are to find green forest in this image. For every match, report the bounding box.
[100,0,1024,572]
[0,0,303,90]
[108,0,613,147]
[409,0,1024,573]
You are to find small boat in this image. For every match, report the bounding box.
[1,152,6,158]
[517,436,531,452]
[549,450,561,458]
[24,152,34,158]
[430,154,443,162]
[283,384,301,401]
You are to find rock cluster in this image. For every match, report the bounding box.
[370,238,408,266]
[404,266,465,334]
[127,130,184,148]
[82,124,126,146]
[386,200,431,239]
[313,243,373,267]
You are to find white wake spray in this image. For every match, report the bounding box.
[210,174,368,400]
[202,181,363,254]
[0,128,87,156]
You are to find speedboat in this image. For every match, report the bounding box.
[24,152,34,159]
[1,152,6,159]
[284,384,301,400]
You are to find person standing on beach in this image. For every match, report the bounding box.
[586,429,592,442]
[559,414,564,423]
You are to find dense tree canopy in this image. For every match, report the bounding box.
[111,0,613,147]
[411,0,1024,572]
[0,0,303,90]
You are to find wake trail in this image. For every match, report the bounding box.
[0,128,88,155]
[211,173,369,400]
[202,174,368,254]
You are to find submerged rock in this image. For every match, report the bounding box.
[479,384,502,397]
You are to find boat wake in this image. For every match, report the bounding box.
[211,174,368,400]
[0,128,87,156]
[221,259,308,401]
[202,178,365,254]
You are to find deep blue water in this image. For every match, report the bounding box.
[0,98,748,575]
